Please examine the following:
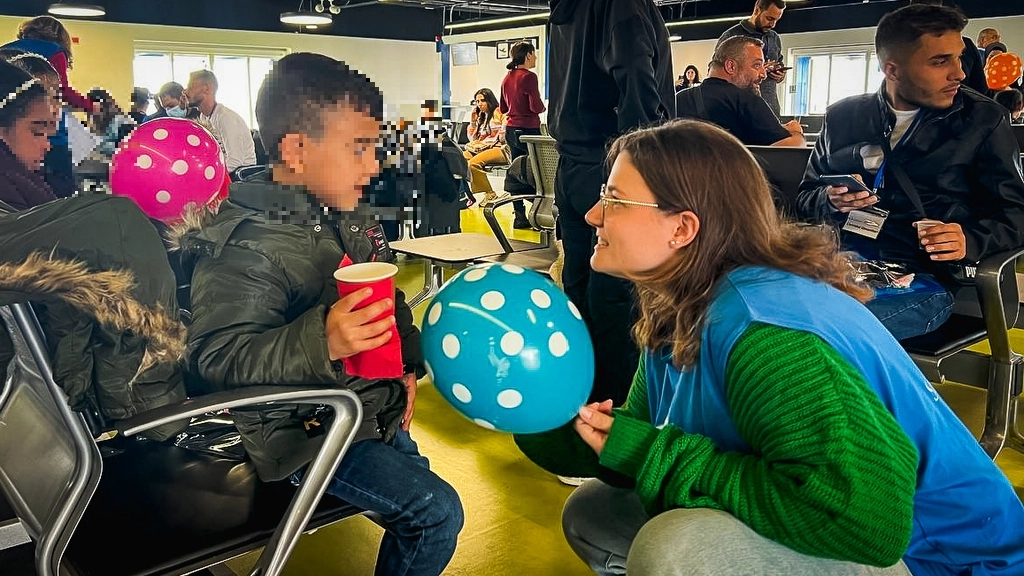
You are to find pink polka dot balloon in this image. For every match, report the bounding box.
[110,118,226,222]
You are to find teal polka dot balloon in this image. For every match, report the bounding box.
[422,263,594,434]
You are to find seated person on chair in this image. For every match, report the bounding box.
[145,81,188,122]
[0,61,58,211]
[676,36,805,147]
[519,119,1024,576]
[796,4,1024,341]
[179,53,463,576]
[87,88,136,158]
[464,87,509,207]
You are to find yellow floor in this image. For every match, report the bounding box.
[228,203,1024,575]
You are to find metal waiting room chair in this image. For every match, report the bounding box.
[748,144,1024,459]
[0,302,366,576]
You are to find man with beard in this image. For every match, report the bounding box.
[796,3,1024,341]
[676,36,804,146]
[718,0,788,116]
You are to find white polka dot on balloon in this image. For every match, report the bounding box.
[187,134,201,146]
[473,418,496,430]
[500,331,525,356]
[530,289,551,309]
[427,302,443,325]
[497,389,523,409]
[153,128,169,140]
[549,331,569,357]
[568,301,582,320]
[501,264,525,274]
[171,160,189,175]
[155,190,172,204]
[452,383,472,403]
[204,166,216,180]
[480,291,505,311]
[463,268,488,282]
[135,155,152,169]
[442,334,461,359]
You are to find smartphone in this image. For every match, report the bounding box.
[820,175,873,193]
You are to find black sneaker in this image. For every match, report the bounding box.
[513,215,532,229]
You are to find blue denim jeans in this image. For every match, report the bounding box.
[864,273,954,341]
[293,430,463,576]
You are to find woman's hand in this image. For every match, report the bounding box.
[574,400,615,456]
[401,373,417,431]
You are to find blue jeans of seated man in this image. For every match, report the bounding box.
[291,430,463,576]
[864,273,954,341]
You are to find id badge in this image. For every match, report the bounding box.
[842,206,888,239]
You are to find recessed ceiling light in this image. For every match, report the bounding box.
[280,11,333,26]
[47,2,105,17]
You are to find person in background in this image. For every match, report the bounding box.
[544,0,673,433]
[129,87,150,125]
[677,64,701,90]
[2,16,96,115]
[676,36,805,146]
[463,87,508,207]
[984,41,1007,63]
[796,4,1024,341]
[185,69,256,172]
[977,27,1001,53]
[146,81,188,122]
[994,88,1023,124]
[86,88,136,157]
[500,41,546,229]
[718,0,788,116]
[0,61,58,211]
[0,49,75,199]
[524,118,1024,576]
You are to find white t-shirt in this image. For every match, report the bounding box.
[201,103,257,171]
[860,105,920,173]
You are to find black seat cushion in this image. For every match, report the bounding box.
[900,313,988,357]
[63,439,360,576]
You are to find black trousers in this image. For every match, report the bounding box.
[505,127,542,217]
[554,155,639,406]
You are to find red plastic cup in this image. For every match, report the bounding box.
[334,262,403,379]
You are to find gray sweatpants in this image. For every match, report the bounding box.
[561,480,914,576]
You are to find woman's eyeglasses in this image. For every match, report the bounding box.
[598,184,660,219]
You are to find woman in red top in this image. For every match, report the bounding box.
[500,41,546,229]
[5,16,95,114]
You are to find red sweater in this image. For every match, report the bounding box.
[500,68,545,129]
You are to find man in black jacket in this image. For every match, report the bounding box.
[547,0,674,407]
[797,4,1024,340]
[181,53,462,576]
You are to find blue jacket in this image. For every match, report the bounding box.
[648,266,1024,576]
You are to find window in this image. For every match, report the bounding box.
[133,42,287,128]
[785,46,884,116]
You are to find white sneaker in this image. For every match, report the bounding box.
[557,475,592,487]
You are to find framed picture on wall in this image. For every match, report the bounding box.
[496,42,509,59]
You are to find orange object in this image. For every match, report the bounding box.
[986,52,1023,91]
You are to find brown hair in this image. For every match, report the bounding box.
[506,41,535,70]
[608,120,870,367]
[17,16,73,63]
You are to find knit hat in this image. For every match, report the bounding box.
[0,60,40,112]
[985,41,1008,62]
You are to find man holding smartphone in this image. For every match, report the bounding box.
[718,0,787,116]
[796,4,1024,340]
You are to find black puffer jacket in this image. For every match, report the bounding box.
[176,175,423,481]
[797,84,1024,280]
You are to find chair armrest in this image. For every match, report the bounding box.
[483,194,543,253]
[116,385,363,576]
[975,247,1024,361]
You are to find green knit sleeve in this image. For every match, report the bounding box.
[598,322,918,567]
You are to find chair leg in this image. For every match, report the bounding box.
[406,260,444,309]
[979,355,1023,459]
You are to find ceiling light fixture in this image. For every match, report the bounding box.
[668,34,682,41]
[47,2,106,17]
[666,14,745,27]
[444,11,550,32]
[315,0,342,15]
[281,0,332,26]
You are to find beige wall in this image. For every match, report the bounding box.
[444,24,547,122]
[0,15,440,120]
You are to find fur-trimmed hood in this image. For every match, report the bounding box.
[0,253,186,365]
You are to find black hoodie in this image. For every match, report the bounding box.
[547,0,675,164]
